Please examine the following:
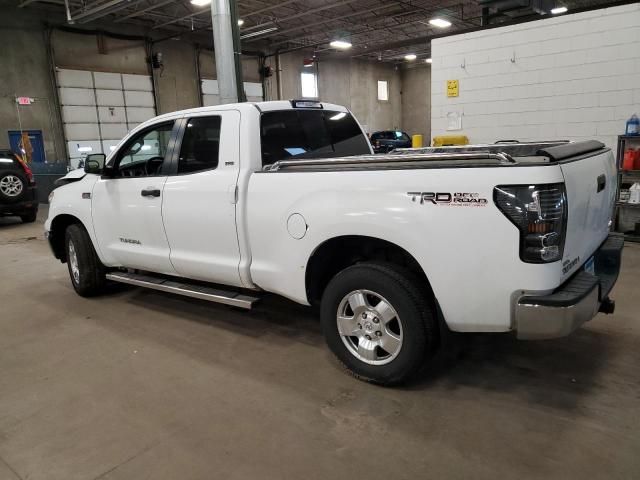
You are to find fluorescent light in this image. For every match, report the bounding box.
[329,112,346,121]
[240,26,277,39]
[550,6,567,14]
[329,40,352,49]
[429,18,451,28]
[425,58,432,63]
[237,19,244,26]
[404,53,417,61]
[109,146,116,151]
[141,145,152,151]
[190,0,210,5]
[77,146,92,152]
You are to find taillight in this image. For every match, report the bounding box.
[494,183,566,263]
[17,158,34,184]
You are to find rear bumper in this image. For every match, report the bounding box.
[0,188,38,216]
[515,233,624,340]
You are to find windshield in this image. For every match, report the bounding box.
[260,109,370,166]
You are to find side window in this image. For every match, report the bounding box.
[177,116,221,174]
[114,122,174,177]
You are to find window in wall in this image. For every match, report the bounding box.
[377,80,389,101]
[300,72,318,98]
[178,116,222,174]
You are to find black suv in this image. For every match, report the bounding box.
[370,130,412,154]
[0,149,38,223]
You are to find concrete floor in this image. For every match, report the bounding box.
[1,207,639,480]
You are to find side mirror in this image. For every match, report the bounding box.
[84,153,106,174]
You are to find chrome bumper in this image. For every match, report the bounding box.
[516,233,624,340]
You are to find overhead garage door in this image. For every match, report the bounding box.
[57,68,156,168]
[201,79,263,106]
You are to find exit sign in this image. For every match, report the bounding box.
[16,97,34,105]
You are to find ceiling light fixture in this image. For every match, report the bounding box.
[404,53,417,61]
[330,39,352,49]
[237,19,244,26]
[429,18,451,28]
[190,0,211,6]
[240,27,278,39]
[550,6,568,14]
[425,58,432,63]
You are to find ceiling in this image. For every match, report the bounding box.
[17,0,628,62]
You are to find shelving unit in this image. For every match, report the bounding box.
[614,135,640,243]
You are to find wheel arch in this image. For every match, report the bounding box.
[49,214,86,262]
[305,235,435,307]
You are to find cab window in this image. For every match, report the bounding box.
[177,116,222,174]
[260,110,370,166]
[113,122,174,177]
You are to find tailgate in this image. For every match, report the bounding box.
[555,145,616,278]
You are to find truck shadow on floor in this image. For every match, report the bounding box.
[117,286,612,410]
[408,327,613,410]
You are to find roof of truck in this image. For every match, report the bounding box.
[149,100,349,124]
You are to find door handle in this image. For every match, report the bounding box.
[141,188,161,197]
[597,174,606,193]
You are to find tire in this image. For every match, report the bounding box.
[20,210,37,223]
[320,262,438,386]
[64,224,107,297]
[0,169,28,203]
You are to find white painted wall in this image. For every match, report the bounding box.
[431,3,640,148]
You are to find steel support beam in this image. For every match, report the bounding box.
[210,0,245,103]
[114,0,175,22]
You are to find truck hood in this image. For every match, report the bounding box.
[54,168,86,187]
[61,168,87,180]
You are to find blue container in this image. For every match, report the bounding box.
[626,114,640,136]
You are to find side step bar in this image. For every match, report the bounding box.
[106,272,259,309]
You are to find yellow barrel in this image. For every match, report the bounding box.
[412,134,423,148]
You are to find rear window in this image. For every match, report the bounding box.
[260,110,370,166]
[0,151,19,168]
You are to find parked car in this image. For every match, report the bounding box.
[370,130,412,153]
[45,100,622,385]
[0,149,38,223]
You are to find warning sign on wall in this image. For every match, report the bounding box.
[447,80,459,97]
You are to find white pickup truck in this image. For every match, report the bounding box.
[45,100,623,385]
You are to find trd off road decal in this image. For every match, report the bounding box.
[407,191,488,206]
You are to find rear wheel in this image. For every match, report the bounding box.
[20,210,37,223]
[65,224,107,297]
[320,262,438,385]
[0,170,27,203]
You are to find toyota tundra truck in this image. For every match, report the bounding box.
[45,100,623,385]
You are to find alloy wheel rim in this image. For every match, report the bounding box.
[337,289,403,365]
[68,241,80,284]
[0,175,23,197]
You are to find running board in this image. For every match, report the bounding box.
[105,272,259,309]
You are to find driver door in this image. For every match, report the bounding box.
[91,120,179,275]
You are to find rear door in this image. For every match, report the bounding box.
[560,149,617,276]
[161,110,243,287]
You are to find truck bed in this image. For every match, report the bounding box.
[262,140,607,172]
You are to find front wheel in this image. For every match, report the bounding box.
[65,224,107,297]
[320,262,438,385]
